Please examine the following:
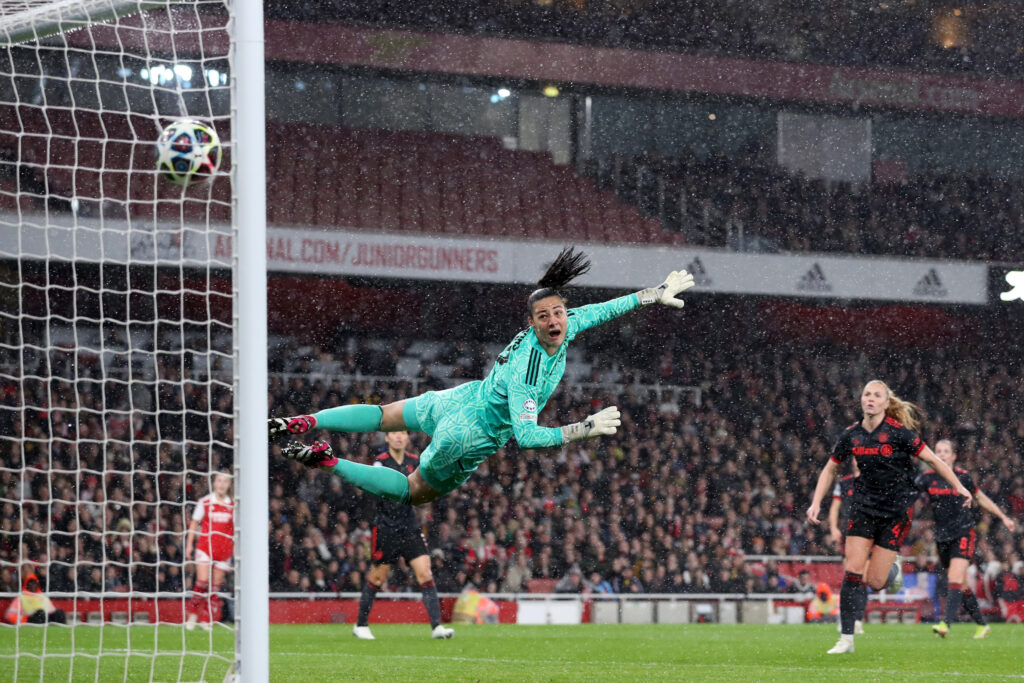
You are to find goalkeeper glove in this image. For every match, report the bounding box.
[561,406,621,444]
[637,270,695,309]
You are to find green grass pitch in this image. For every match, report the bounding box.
[2,623,1023,681]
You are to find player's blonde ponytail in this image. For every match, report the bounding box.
[867,379,922,431]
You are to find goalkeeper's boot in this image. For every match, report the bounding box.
[886,558,904,593]
[431,625,454,639]
[932,621,949,638]
[268,415,317,440]
[973,625,991,640]
[352,625,375,640]
[826,635,854,654]
[282,441,337,468]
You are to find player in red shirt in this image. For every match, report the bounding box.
[185,472,234,630]
[807,380,972,654]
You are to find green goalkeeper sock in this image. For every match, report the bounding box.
[313,405,383,432]
[333,459,411,504]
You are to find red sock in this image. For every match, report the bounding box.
[209,586,222,623]
[189,579,209,619]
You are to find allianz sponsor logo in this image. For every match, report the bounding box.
[686,256,712,286]
[913,268,948,298]
[796,263,832,292]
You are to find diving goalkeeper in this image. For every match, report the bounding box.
[269,247,695,505]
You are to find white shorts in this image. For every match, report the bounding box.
[194,548,233,573]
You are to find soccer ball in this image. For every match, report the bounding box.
[155,120,221,186]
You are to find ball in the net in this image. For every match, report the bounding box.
[155,119,222,186]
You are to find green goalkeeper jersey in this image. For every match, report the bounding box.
[432,293,641,450]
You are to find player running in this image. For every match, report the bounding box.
[353,431,454,641]
[917,439,1016,640]
[269,247,695,505]
[828,459,865,635]
[806,380,972,654]
[185,472,234,631]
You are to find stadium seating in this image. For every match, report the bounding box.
[590,152,1024,261]
[3,101,1021,259]
[261,122,670,245]
[0,106,669,246]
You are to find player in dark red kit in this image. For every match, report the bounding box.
[917,439,1016,640]
[828,459,864,634]
[353,431,454,640]
[807,380,972,654]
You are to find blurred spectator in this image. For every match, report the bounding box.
[4,573,66,625]
[806,583,839,623]
[994,559,1024,622]
[789,570,815,596]
[554,568,585,594]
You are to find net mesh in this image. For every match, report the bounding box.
[0,2,235,680]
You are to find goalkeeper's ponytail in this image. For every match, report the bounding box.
[527,246,591,314]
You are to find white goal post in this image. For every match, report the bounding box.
[0,0,266,680]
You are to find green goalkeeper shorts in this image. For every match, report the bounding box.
[402,391,500,495]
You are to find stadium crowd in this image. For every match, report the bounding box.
[265,0,1024,77]
[3,325,1021,607]
[591,152,1024,262]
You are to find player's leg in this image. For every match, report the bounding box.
[354,561,389,640]
[280,442,443,505]
[187,556,212,631]
[957,544,987,637]
[276,395,445,504]
[932,542,953,636]
[963,586,990,637]
[942,558,970,628]
[831,535,871,653]
[853,552,869,634]
[409,553,452,639]
[836,535,866,635]
[313,401,411,432]
[946,532,989,635]
[865,546,900,591]
[866,509,911,592]
[270,396,423,439]
[208,565,228,628]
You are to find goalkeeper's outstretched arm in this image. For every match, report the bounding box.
[508,381,621,447]
[567,269,696,338]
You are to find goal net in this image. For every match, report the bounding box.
[0,1,248,680]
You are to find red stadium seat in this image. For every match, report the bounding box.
[526,579,558,594]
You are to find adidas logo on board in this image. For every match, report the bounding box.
[796,263,832,292]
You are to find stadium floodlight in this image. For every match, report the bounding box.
[0,0,266,680]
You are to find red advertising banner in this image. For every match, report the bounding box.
[48,597,519,625]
